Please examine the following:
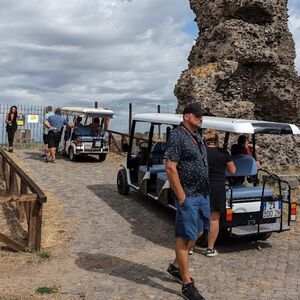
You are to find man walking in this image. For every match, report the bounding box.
[44,107,69,163]
[165,102,209,300]
[41,106,54,157]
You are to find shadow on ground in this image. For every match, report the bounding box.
[75,252,183,298]
[88,184,274,253]
[88,184,175,250]
[23,151,101,163]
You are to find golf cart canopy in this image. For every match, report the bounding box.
[133,113,300,135]
[61,106,114,118]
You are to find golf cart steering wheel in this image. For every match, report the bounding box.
[139,141,148,150]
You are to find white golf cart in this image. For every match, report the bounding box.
[117,113,299,241]
[59,106,114,161]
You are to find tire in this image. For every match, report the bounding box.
[69,147,76,161]
[117,168,130,195]
[99,153,107,162]
[196,229,208,247]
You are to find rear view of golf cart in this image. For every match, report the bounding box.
[117,113,299,241]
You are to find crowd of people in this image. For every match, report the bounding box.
[3,105,106,162]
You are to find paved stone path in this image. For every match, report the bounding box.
[8,150,300,299]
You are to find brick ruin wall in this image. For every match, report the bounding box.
[175,0,300,169]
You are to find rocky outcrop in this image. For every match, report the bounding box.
[175,0,300,167]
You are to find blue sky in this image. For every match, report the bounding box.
[0,0,299,111]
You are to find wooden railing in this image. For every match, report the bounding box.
[0,149,47,252]
[108,130,148,154]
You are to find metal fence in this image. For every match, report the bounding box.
[0,104,44,149]
[0,102,177,149]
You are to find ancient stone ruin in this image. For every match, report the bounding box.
[175,0,300,168]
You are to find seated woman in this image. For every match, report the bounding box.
[231,135,261,168]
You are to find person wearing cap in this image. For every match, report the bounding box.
[44,107,71,163]
[165,102,209,300]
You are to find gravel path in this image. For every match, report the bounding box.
[0,149,299,299]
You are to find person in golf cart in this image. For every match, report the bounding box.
[231,134,261,185]
[231,134,261,167]
[74,116,83,127]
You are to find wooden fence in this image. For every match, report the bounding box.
[0,149,47,252]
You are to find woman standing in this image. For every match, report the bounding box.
[5,105,18,152]
[205,129,236,256]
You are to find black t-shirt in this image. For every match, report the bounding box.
[164,125,209,196]
[207,147,232,184]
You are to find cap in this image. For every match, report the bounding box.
[182,102,204,117]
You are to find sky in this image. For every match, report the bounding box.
[0,0,299,112]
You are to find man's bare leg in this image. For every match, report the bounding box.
[173,237,194,284]
[44,144,49,155]
[50,147,56,161]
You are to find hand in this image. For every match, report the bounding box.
[178,193,186,206]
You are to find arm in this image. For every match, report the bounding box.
[44,119,52,129]
[5,114,11,124]
[226,161,236,174]
[165,160,185,205]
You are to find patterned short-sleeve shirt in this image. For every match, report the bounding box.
[165,124,209,196]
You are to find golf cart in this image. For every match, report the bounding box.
[59,106,114,161]
[117,113,299,241]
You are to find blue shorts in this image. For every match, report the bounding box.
[175,195,210,241]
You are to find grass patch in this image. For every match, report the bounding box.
[36,286,58,295]
[37,251,52,260]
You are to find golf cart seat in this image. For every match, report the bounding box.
[226,155,273,200]
[226,185,273,199]
[157,172,168,181]
[74,126,93,136]
[150,142,166,165]
[139,164,165,174]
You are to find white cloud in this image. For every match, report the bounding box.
[0,0,195,109]
[0,0,298,115]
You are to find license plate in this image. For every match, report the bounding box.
[95,141,101,147]
[262,201,282,218]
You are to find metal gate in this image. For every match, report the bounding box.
[0,104,44,149]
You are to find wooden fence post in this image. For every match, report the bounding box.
[28,200,43,251]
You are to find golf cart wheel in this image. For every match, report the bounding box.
[117,169,130,195]
[69,147,76,161]
[99,153,107,162]
[195,230,208,247]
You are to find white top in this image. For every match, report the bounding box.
[61,106,114,118]
[132,113,300,135]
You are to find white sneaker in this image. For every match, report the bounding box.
[188,249,194,255]
[206,248,218,257]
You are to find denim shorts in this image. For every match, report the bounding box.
[175,195,210,241]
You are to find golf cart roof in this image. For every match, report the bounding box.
[133,113,300,135]
[61,106,114,118]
